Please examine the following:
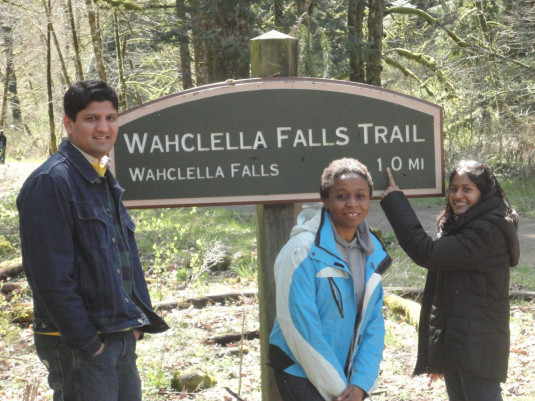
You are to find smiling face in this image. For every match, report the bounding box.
[63,100,118,160]
[448,172,481,216]
[322,173,370,242]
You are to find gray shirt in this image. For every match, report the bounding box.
[333,220,374,317]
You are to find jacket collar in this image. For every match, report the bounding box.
[58,139,119,188]
[446,195,504,234]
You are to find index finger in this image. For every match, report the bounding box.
[386,167,396,186]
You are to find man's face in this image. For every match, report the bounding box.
[63,101,118,160]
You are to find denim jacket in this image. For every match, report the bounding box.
[17,139,168,357]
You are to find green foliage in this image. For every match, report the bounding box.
[230,253,257,281]
[0,296,25,354]
[511,264,535,291]
[0,235,15,259]
[500,175,535,218]
[131,206,256,286]
[0,193,19,263]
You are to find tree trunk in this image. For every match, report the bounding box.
[0,21,13,129]
[190,0,209,85]
[237,0,251,79]
[366,0,383,86]
[347,0,365,82]
[176,0,193,89]
[43,0,71,86]
[85,0,107,81]
[273,0,284,28]
[66,0,85,81]
[46,0,58,155]
[113,10,127,109]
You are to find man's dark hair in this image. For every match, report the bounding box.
[63,80,119,121]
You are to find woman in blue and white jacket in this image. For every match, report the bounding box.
[268,158,391,401]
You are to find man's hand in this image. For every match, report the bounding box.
[381,167,400,198]
[333,384,364,401]
[92,342,105,357]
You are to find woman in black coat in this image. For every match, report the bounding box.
[380,160,519,401]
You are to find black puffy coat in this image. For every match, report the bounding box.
[380,191,519,382]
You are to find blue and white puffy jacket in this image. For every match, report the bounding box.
[267,208,391,400]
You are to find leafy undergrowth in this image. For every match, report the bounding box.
[1,272,534,401]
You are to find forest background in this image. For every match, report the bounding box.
[0,0,534,400]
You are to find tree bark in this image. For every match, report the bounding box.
[43,0,71,86]
[190,0,208,85]
[85,0,107,81]
[0,23,13,129]
[46,0,58,155]
[237,0,251,79]
[66,0,85,81]
[113,10,127,109]
[176,0,193,89]
[347,0,365,82]
[366,0,383,86]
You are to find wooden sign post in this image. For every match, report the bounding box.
[251,31,298,401]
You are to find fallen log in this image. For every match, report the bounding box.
[153,291,257,311]
[0,257,23,281]
[385,287,535,302]
[207,329,259,345]
[383,294,421,329]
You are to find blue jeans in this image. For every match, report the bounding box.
[444,369,503,401]
[34,330,141,401]
[274,370,325,401]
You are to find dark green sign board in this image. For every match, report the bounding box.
[110,78,443,207]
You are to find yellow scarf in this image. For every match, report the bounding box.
[91,162,107,177]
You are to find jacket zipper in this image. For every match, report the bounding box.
[328,277,344,318]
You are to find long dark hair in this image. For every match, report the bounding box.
[437,160,519,232]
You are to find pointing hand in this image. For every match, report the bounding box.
[381,167,400,198]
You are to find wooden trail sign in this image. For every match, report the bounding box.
[110,77,444,208]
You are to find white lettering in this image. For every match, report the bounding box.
[277,127,291,148]
[252,131,268,149]
[150,136,164,153]
[390,126,404,143]
[182,133,195,152]
[211,133,224,150]
[165,135,180,152]
[335,127,349,146]
[358,123,373,144]
[375,126,388,144]
[124,133,147,154]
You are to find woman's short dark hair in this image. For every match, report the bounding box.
[63,80,119,122]
[320,158,373,199]
[438,160,519,231]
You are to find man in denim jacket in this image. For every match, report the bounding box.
[17,80,168,401]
